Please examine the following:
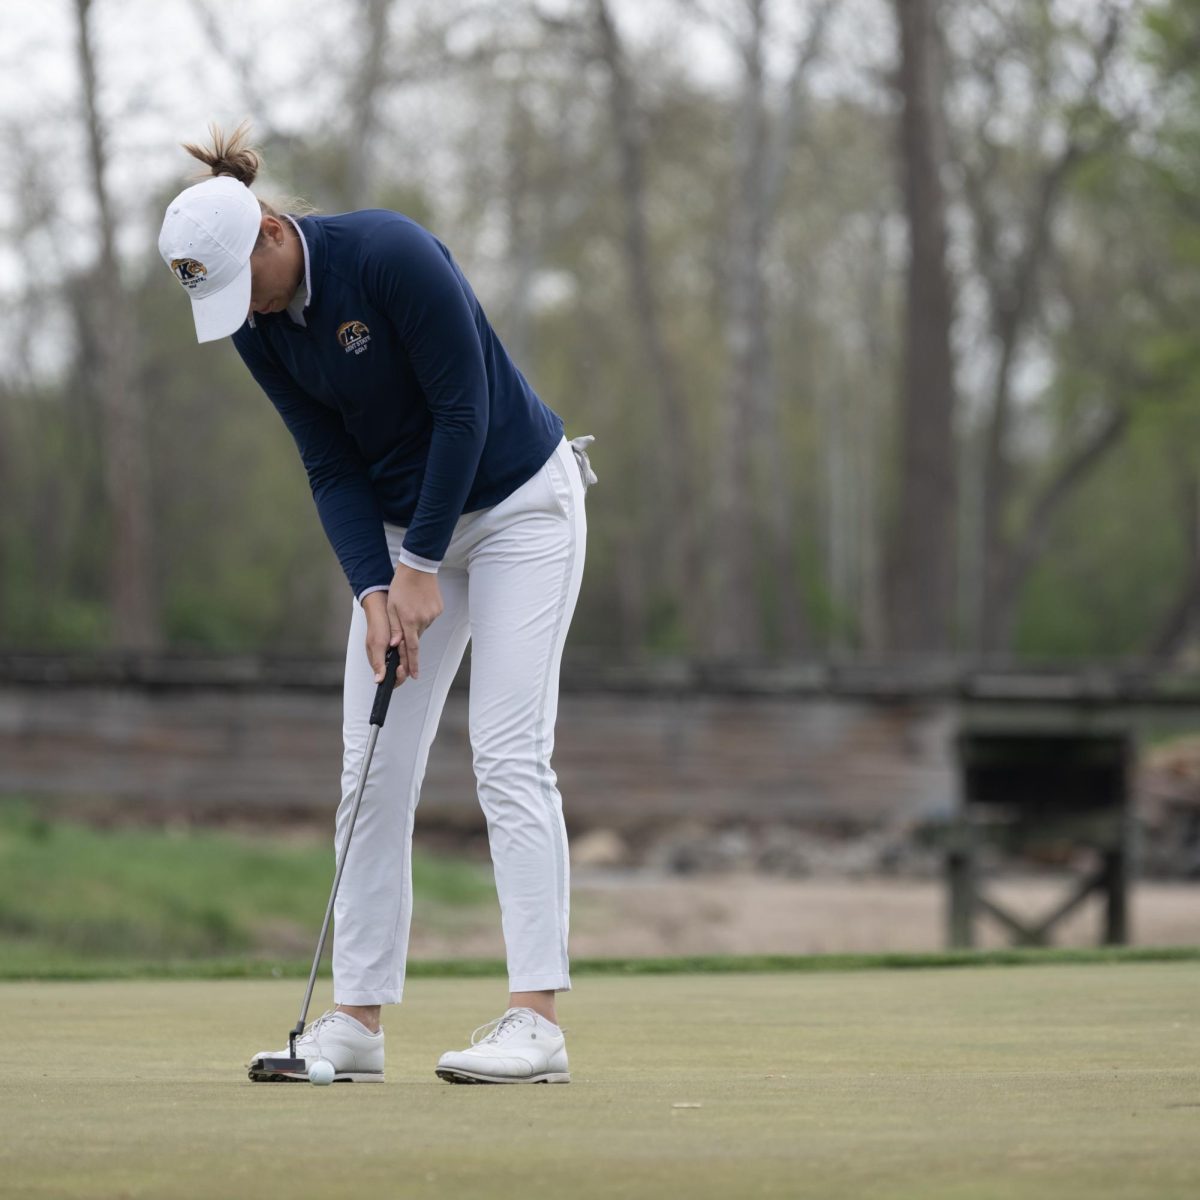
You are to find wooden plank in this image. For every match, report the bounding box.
[0,685,957,829]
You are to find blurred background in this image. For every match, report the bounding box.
[1,0,1198,974]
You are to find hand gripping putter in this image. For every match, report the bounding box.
[249,644,401,1082]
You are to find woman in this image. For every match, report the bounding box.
[158,125,593,1084]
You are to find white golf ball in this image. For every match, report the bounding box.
[308,1059,335,1086]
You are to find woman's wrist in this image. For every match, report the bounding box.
[396,548,441,575]
[393,561,440,584]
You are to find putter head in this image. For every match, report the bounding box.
[247,1023,310,1081]
[248,1054,309,1082]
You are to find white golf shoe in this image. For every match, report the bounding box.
[435,1007,571,1084]
[248,1010,385,1083]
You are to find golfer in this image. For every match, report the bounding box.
[158,125,592,1084]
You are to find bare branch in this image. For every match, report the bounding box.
[186,0,286,145]
[972,2,1133,650]
[342,0,391,208]
[688,0,749,50]
[1001,404,1131,608]
[956,2,1127,304]
[761,0,837,220]
[588,0,701,623]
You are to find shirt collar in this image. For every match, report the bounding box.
[284,214,313,314]
[247,214,318,330]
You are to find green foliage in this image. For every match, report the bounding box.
[1145,0,1200,79]
[988,0,1200,659]
[0,799,494,963]
[1014,427,1188,657]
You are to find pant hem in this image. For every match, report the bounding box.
[334,988,403,1006]
[509,975,571,993]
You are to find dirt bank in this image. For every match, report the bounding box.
[407,873,1199,960]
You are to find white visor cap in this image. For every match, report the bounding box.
[158,176,263,343]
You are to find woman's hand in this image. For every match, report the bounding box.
[363,566,443,684]
[386,564,443,682]
[362,592,397,684]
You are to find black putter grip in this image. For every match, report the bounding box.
[370,645,402,727]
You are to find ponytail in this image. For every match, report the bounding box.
[179,121,316,219]
[182,120,260,186]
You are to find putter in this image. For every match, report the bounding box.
[249,643,402,1082]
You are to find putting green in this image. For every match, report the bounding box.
[0,965,1196,1199]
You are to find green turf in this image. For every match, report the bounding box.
[0,798,494,962]
[0,965,1196,1199]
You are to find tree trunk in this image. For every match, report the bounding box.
[343,0,390,210]
[857,206,891,655]
[710,0,831,658]
[887,0,958,655]
[712,0,771,659]
[591,0,701,646]
[75,0,159,650]
[751,1,833,658]
[501,87,538,370]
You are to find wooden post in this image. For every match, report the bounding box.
[946,820,975,948]
[1103,811,1132,946]
[951,727,1136,949]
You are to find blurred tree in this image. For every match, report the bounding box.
[709,0,832,658]
[1123,0,1200,660]
[8,0,1200,670]
[773,93,897,657]
[887,0,958,655]
[344,0,392,209]
[74,0,159,649]
[588,0,700,645]
[945,0,1131,655]
[975,0,1200,662]
[187,0,401,651]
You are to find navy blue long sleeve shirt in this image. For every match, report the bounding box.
[231,210,564,598]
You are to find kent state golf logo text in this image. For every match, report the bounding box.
[171,258,207,290]
[337,320,372,355]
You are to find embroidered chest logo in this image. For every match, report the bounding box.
[337,320,371,355]
[171,258,207,290]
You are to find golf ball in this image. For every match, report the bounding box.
[308,1059,335,1086]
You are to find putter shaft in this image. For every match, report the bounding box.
[294,722,382,1039]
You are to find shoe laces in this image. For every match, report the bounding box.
[470,1009,533,1046]
[299,1010,338,1043]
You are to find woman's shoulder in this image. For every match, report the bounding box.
[315,210,449,277]
[312,209,436,249]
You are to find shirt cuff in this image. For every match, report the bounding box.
[357,584,389,604]
[396,548,441,574]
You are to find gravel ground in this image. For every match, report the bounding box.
[407,873,1200,960]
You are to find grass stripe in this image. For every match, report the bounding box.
[1,944,1196,982]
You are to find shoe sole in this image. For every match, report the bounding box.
[434,1068,571,1085]
[247,1061,384,1084]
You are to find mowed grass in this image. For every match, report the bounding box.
[0,799,494,966]
[0,966,1197,1200]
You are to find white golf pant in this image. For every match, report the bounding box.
[332,436,587,1005]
